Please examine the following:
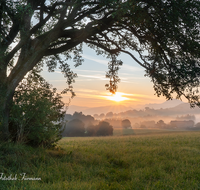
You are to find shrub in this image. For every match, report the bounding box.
[9,72,65,147]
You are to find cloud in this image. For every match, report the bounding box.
[61,88,164,106]
[68,92,104,99]
[76,89,99,93]
[82,54,108,65]
[82,54,143,72]
[121,63,143,72]
[78,74,107,80]
[75,69,105,74]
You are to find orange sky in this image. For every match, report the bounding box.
[41,45,167,108]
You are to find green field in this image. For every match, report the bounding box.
[1,129,200,189]
[113,128,189,136]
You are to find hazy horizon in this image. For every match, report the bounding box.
[66,99,185,114]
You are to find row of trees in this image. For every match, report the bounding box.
[137,119,196,129]
[65,112,96,127]
[65,112,132,129]
[94,108,200,120]
[104,118,132,129]
[62,119,113,137]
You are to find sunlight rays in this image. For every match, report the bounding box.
[102,92,130,102]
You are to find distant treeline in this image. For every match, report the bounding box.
[62,112,200,136]
[93,110,199,129]
[62,119,113,137]
[62,112,132,137]
[93,105,200,119]
[137,119,195,129]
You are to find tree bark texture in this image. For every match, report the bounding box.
[0,82,14,141]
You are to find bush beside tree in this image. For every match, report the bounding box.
[9,71,65,147]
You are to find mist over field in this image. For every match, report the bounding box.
[64,100,200,132]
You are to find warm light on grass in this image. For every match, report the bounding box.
[2,130,200,189]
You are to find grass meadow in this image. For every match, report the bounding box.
[1,129,200,189]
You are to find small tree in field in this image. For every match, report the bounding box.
[86,123,97,136]
[121,119,132,129]
[62,119,85,137]
[9,71,65,147]
[156,120,166,128]
[96,121,113,136]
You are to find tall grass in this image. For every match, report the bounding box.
[1,131,200,189]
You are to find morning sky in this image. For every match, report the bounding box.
[41,44,167,108]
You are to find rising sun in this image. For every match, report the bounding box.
[104,92,129,102]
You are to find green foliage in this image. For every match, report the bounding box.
[9,71,65,147]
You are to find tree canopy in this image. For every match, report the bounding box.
[1,0,200,140]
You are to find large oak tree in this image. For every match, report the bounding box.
[1,0,200,140]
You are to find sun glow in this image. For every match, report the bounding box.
[104,92,130,102]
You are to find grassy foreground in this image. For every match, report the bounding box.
[1,130,200,189]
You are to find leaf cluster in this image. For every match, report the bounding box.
[9,71,65,147]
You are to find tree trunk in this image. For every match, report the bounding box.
[0,83,14,141]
